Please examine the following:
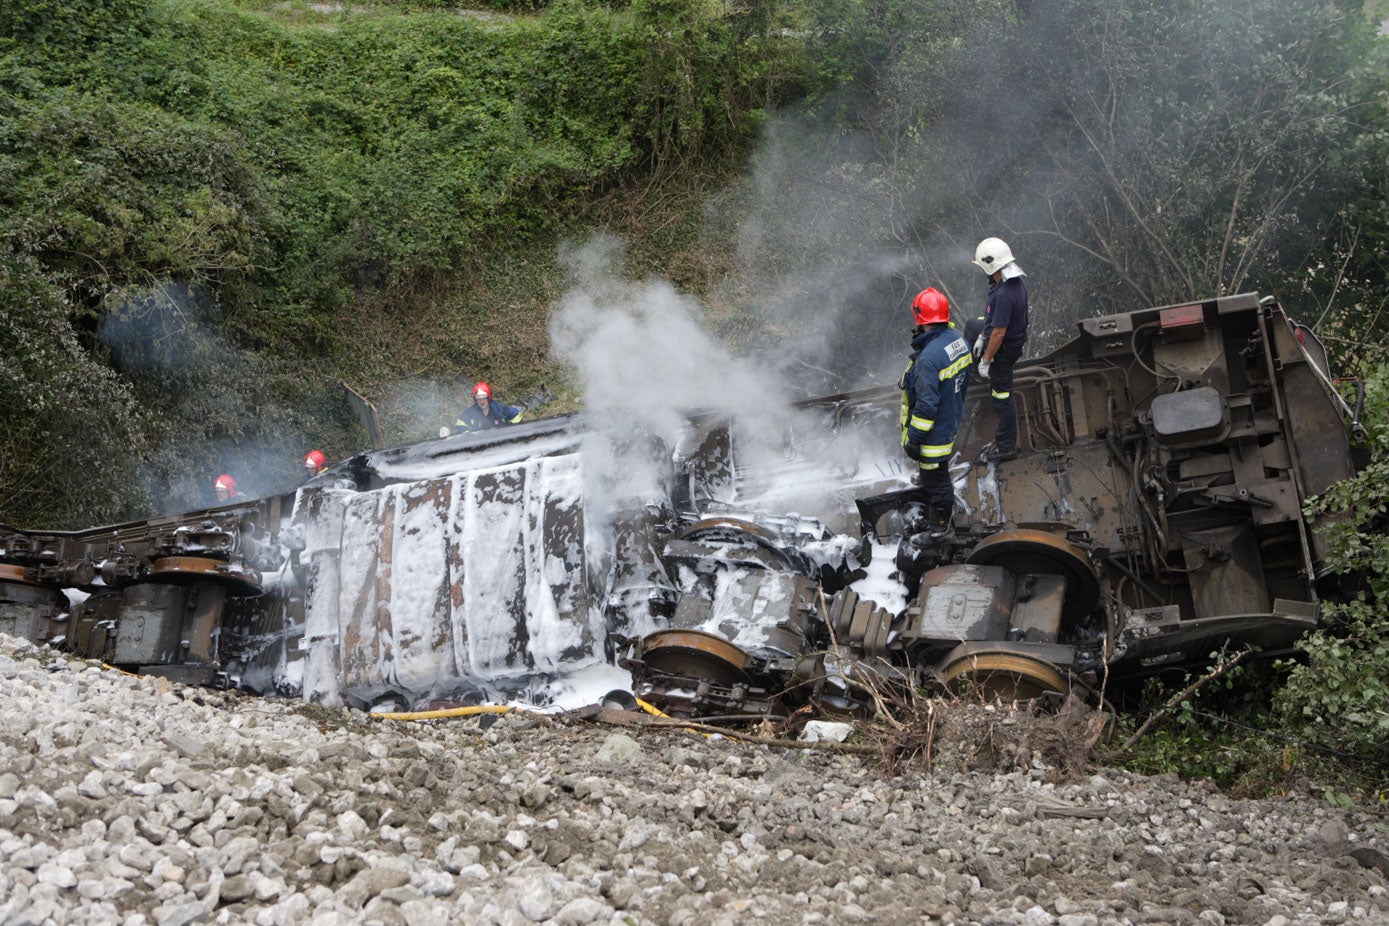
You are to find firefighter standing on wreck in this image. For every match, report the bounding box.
[901,287,973,538]
[972,236,1029,463]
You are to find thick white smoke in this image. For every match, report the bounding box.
[549,235,802,504]
[552,236,795,427]
[549,235,908,537]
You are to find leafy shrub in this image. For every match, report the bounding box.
[1274,364,1389,760]
[0,0,806,525]
[0,251,150,527]
[0,92,266,314]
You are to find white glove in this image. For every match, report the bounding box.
[973,334,985,358]
[978,358,992,378]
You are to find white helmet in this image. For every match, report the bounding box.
[972,237,1015,275]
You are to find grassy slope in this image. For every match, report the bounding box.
[179,1,763,439]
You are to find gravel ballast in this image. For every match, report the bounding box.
[1,633,1385,926]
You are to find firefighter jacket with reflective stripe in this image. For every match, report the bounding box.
[901,326,972,455]
[456,401,523,431]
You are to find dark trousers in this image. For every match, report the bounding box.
[915,461,955,523]
[988,344,1023,452]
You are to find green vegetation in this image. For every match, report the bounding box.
[1,0,1387,797]
[1275,367,1389,762]
[0,0,803,520]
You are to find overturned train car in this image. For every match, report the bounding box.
[0,293,1360,717]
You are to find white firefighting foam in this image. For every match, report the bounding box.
[276,243,927,710]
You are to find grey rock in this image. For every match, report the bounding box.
[513,876,556,921]
[417,870,456,897]
[593,733,640,765]
[551,896,611,925]
[398,899,451,926]
[35,863,76,889]
[152,901,208,926]
[970,855,1007,891]
[220,874,255,904]
[337,867,412,909]
[0,636,1384,926]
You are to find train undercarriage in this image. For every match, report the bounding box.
[0,293,1361,721]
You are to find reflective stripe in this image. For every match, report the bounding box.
[909,415,935,432]
[921,443,953,458]
[507,413,524,423]
[918,462,940,471]
[991,390,1011,400]
[939,355,973,380]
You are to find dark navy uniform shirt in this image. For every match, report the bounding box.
[456,401,523,432]
[983,276,1029,350]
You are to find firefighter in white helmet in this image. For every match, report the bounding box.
[971,237,1029,463]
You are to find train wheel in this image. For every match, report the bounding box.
[149,556,263,597]
[941,649,1073,704]
[638,628,752,687]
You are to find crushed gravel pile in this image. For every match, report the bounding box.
[2,633,1386,926]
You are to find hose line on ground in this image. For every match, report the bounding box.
[369,704,539,722]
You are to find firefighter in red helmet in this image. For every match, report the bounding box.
[304,449,328,481]
[900,287,972,538]
[213,474,239,504]
[455,381,523,432]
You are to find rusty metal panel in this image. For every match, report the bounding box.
[1010,574,1067,643]
[532,456,591,665]
[0,582,65,645]
[338,491,390,695]
[1269,313,1356,498]
[184,584,224,665]
[448,453,592,679]
[111,585,187,664]
[457,466,531,674]
[963,443,1129,549]
[300,489,348,703]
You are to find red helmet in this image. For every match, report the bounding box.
[304,450,327,471]
[214,474,237,494]
[473,382,492,400]
[911,287,950,326]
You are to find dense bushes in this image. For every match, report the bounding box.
[0,0,799,525]
[1275,366,1389,761]
[0,251,149,526]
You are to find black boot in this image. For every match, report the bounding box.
[927,510,953,541]
[980,443,1018,464]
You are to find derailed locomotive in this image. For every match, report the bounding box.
[0,293,1361,718]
